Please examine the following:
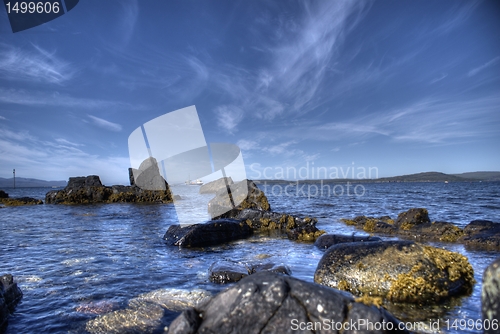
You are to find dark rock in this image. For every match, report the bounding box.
[482,258,500,333]
[132,157,168,191]
[394,208,430,230]
[340,215,395,234]
[0,197,43,206]
[0,274,23,333]
[167,271,408,334]
[314,234,382,250]
[128,168,135,186]
[45,175,172,204]
[398,221,464,242]
[314,241,474,303]
[163,219,252,248]
[208,260,291,284]
[208,180,270,219]
[460,220,500,251]
[199,177,233,194]
[0,190,8,199]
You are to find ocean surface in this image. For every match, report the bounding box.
[1,181,499,334]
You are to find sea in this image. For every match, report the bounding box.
[1,181,499,334]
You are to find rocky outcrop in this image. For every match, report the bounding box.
[0,197,43,206]
[45,175,172,204]
[314,241,474,304]
[314,234,382,250]
[460,220,500,251]
[208,260,291,284]
[163,219,252,248]
[0,274,23,333]
[482,258,500,333]
[341,209,464,243]
[130,157,169,191]
[208,180,270,219]
[199,177,233,194]
[0,190,7,199]
[167,271,408,334]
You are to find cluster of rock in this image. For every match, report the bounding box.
[0,190,42,207]
[208,260,291,284]
[45,175,172,204]
[164,179,325,247]
[340,208,500,250]
[0,274,23,333]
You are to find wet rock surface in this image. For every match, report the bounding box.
[163,219,252,248]
[394,208,430,230]
[0,196,43,206]
[167,271,408,334]
[0,274,23,333]
[314,234,382,250]
[460,220,500,251]
[208,260,291,284]
[199,177,233,194]
[482,258,500,333]
[45,175,173,204]
[314,241,474,303]
[0,190,8,199]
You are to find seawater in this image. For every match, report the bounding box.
[0,182,499,333]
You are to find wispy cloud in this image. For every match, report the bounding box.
[468,56,500,77]
[55,138,84,147]
[214,105,244,133]
[433,1,480,35]
[430,73,448,84]
[0,88,144,110]
[0,44,75,84]
[0,115,6,120]
[87,115,122,132]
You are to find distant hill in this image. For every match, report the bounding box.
[256,171,500,183]
[0,177,67,188]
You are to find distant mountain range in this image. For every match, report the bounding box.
[0,177,67,188]
[257,171,500,183]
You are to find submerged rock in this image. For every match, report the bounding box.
[168,271,408,334]
[482,258,500,333]
[45,175,172,204]
[460,220,500,251]
[0,274,23,333]
[398,221,464,242]
[199,177,233,194]
[314,234,382,250]
[208,260,291,284]
[208,180,270,219]
[314,241,474,304]
[163,219,252,248]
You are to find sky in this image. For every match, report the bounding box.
[0,0,499,184]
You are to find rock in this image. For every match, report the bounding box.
[167,271,408,334]
[132,157,168,191]
[45,175,172,204]
[0,274,23,333]
[0,197,43,206]
[208,180,270,219]
[199,177,233,194]
[482,258,500,333]
[128,168,135,186]
[394,208,430,230]
[398,221,464,242]
[208,260,291,284]
[340,215,396,234]
[314,241,474,303]
[460,220,500,251]
[163,219,252,248]
[85,288,211,334]
[314,234,382,250]
[0,190,8,199]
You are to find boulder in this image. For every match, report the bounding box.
[460,220,500,251]
[0,274,23,333]
[208,260,291,284]
[132,157,168,191]
[340,215,396,234]
[314,234,382,250]
[394,208,430,230]
[314,241,474,303]
[0,190,8,199]
[199,177,233,194]
[167,271,408,334]
[482,258,500,333]
[398,221,464,242]
[163,219,252,248]
[45,175,172,204]
[208,180,270,219]
[0,197,43,206]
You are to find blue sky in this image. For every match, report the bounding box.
[0,0,499,184]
